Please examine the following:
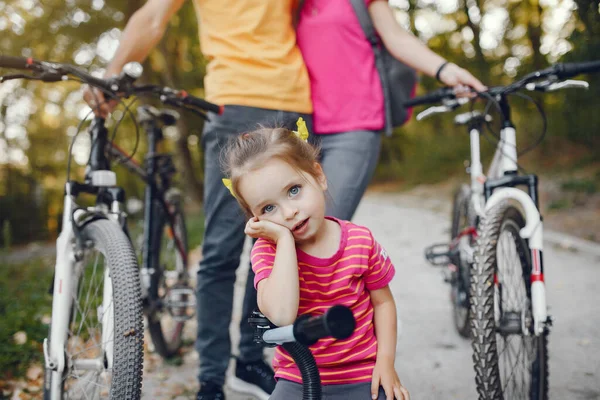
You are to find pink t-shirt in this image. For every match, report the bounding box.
[296,0,385,134]
[251,217,395,384]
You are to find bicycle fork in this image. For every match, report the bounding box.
[44,186,118,398]
[486,188,549,335]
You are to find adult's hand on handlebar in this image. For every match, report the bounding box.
[83,85,118,118]
[439,63,487,93]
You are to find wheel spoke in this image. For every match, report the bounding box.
[62,247,113,399]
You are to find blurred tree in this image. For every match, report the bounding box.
[0,0,598,244]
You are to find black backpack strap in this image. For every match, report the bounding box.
[348,0,379,47]
[293,0,308,29]
[348,0,393,135]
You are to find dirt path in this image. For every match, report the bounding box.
[141,188,600,400]
[4,183,599,399]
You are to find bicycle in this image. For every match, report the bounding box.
[406,60,600,399]
[249,305,356,400]
[0,54,220,399]
[109,104,196,358]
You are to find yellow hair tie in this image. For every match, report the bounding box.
[294,117,309,142]
[222,178,236,198]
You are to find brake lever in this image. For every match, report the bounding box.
[526,79,589,92]
[416,105,450,121]
[416,97,469,121]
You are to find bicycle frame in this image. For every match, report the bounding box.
[107,107,188,301]
[45,173,123,398]
[464,97,547,335]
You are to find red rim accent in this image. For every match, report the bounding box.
[218,105,225,115]
[531,274,544,283]
[26,57,33,65]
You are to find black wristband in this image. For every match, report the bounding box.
[435,61,450,82]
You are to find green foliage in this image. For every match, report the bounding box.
[0,0,599,243]
[561,179,597,194]
[2,220,11,251]
[0,256,54,379]
[0,167,50,246]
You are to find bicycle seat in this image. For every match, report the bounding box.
[137,105,180,127]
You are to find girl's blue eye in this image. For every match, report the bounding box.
[263,204,275,213]
[289,185,301,196]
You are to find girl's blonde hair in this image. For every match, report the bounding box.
[222,127,321,216]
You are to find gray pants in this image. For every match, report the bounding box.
[196,105,312,385]
[269,379,387,400]
[312,130,382,221]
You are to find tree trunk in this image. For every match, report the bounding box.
[463,0,490,83]
[157,35,204,204]
[526,0,545,70]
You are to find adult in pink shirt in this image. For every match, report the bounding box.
[296,0,486,220]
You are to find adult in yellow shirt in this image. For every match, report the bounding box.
[84,1,311,399]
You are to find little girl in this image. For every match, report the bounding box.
[221,119,409,400]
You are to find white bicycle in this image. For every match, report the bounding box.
[412,60,600,399]
[0,54,220,399]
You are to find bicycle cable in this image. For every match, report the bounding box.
[109,97,142,165]
[512,91,548,157]
[66,107,96,184]
[473,89,531,175]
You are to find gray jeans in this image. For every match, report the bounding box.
[269,379,387,400]
[196,105,312,386]
[312,130,382,221]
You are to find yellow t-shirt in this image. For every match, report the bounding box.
[192,0,312,113]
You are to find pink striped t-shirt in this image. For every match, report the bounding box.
[296,0,385,134]
[251,217,395,384]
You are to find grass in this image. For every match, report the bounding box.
[561,179,598,195]
[0,256,54,380]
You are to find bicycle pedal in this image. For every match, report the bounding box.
[425,243,452,266]
[443,269,456,284]
[166,287,196,322]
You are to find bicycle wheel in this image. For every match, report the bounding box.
[471,203,548,400]
[449,184,476,338]
[146,196,191,358]
[44,219,143,399]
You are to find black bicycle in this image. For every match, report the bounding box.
[109,104,197,358]
[0,54,220,399]
[249,305,356,400]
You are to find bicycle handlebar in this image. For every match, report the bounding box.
[0,54,222,115]
[0,54,39,70]
[405,60,600,108]
[249,306,356,400]
[540,60,600,80]
[404,87,455,108]
[260,305,356,346]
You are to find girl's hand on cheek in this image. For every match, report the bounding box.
[245,217,292,243]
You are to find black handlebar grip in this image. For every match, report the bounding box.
[0,55,37,70]
[293,305,356,346]
[183,95,222,114]
[404,87,455,108]
[559,60,600,78]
